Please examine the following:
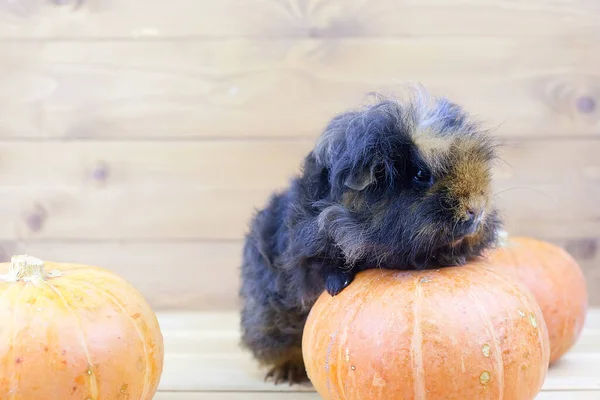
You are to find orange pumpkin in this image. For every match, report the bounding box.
[484,234,588,364]
[302,263,550,400]
[0,255,164,400]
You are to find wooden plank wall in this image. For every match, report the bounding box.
[0,0,598,309]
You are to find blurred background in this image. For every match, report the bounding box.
[0,0,597,310]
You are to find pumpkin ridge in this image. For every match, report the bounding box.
[411,276,426,400]
[42,280,100,400]
[466,284,505,399]
[303,291,329,387]
[559,290,572,360]
[337,272,384,399]
[82,281,151,400]
[550,245,575,361]
[334,306,347,399]
[483,266,550,384]
[7,283,24,400]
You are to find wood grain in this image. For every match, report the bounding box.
[153,310,600,392]
[2,241,244,310]
[160,352,600,392]
[0,0,598,38]
[0,139,598,241]
[9,236,600,310]
[0,39,597,139]
[161,308,600,356]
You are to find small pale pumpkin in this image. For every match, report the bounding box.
[0,255,164,400]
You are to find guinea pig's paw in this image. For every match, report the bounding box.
[265,355,308,385]
[325,269,355,296]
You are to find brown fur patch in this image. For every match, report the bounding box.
[414,129,493,220]
[446,152,491,218]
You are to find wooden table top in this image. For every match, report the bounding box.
[153,309,600,399]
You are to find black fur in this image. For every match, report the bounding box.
[239,88,502,384]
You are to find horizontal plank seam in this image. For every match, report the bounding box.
[2,238,244,244]
[6,236,600,245]
[0,34,595,43]
[0,137,317,143]
[0,136,598,143]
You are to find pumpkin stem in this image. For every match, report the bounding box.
[9,255,47,281]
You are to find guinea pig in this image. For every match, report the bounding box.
[239,87,502,384]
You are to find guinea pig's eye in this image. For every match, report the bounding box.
[413,169,433,186]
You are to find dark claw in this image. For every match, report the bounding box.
[264,360,308,385]
[265,368,274,381]
[325,269,354,296]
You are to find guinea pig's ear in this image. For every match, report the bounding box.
[344,162,379,191]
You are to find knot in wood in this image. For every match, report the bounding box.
[576,96,596,114]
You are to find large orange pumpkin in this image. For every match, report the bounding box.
[0,255,164,400]
[302,263,550,400]
[484,234,588,364]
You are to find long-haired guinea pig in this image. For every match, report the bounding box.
[239,87,502,384]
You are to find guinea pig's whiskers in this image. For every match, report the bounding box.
[448,218,462,251]
[451,218,460,236]
[438,195,454,211]
[374,255,385,272]
[493,186,552,200]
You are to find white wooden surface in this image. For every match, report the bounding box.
[153,309,600,399]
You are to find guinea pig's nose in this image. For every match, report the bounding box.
[465,207,478,221]
[464,207,485,225]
